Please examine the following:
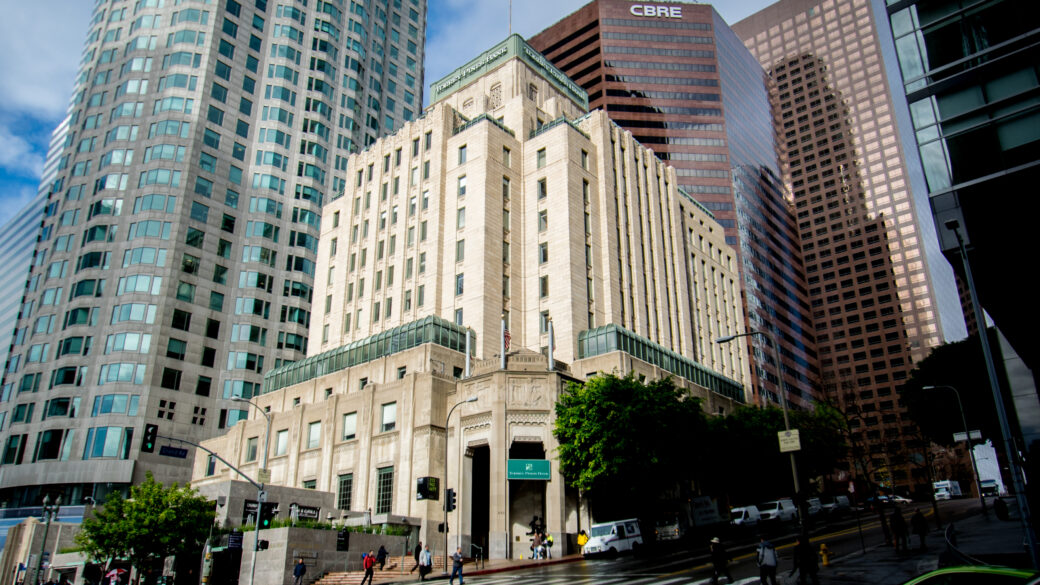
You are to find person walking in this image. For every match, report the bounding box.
[359,550,376,585]
[789,536,819,585]
[757,536,779,585]
[531,530,543,559]
[709,537,732,585]
[418,545,432,581]
[376,545,389,570]
[890,509,909,553]
[292,558,307,585]
[449,546,465,585]
[911,509,928,551]
[410,541,423,573]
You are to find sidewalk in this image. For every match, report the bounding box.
[311,553,582,585]
[821,504,1031,584]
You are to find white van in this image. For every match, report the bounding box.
[729,506,761,528]
[582,518,643,557]
[757,499,798,523]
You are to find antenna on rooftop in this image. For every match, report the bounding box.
[509,0,512,36]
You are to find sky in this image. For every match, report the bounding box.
[0,0,773,228]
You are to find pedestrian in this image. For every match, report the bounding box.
[418,545,432,581]
[789,536,819,585]
[545,532,554,559]
[531,530,543,559]
[376,545,389,570]
[292,558,307,585]
[577,529,589,548]
[359,549,376,585]
[449,546,465,585]
[709,537,732,585]
[910,509,928,551]
[890,509,909,553]
[757,536,779,585]
[410,541,423,573]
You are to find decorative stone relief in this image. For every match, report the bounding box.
[508,377,549,409]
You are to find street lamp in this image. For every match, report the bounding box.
[232,396,272,585]
[444,396,477,573]
[922,385,985,513]
[945,219,1038,567]
[34,494,62,585]
[716,329,808,544]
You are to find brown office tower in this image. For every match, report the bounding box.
[733,0,951,492]
[531,1,819,408]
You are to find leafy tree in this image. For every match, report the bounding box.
[553,373,708,519]
[700,403,847,506]
[902,328,1012,450]
[76,473,214,582]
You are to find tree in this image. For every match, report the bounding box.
[553,373,708,519]
[902,328,1012,450]
[700,403,847,505]
[76,473,214,582]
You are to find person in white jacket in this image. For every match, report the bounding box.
[757,536,779,585]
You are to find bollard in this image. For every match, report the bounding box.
[819,543,830,567]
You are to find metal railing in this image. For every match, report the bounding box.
[470,544,485,570]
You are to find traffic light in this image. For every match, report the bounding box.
[445,488,457,512]
[257,540,269,551]
[141,423,158,453]
[258,502,278,529]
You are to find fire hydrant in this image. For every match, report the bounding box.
[819,543,831,567]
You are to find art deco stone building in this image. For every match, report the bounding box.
[193,35,750,562]
[529,0,819,409]
[0,0,427,507]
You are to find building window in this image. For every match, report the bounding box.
[375,466,394,514]
[381,402,396,432]
[503,146,510,167]
[246,436,258,462]
[539,275,549,298]
[275,429,288,456]
[337,473,353,510]
[307,421,321,449]
[540,311,550,333]
[581,149,589,169]
[458,144,466,164]
[536,148,546,169]
[455,240,465,262]
[457,175,466,197]
[302,479,316,489]
[454,308,463,325]
[538,210,548,232]
[455,273,464,296]
[539,243,548,264]
[342,412,357,440]
[538,178,547,199]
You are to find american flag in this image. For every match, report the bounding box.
[503,328,511,351]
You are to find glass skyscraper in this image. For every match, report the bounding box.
[0,0,427,507]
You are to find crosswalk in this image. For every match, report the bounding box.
[468,573,770,585]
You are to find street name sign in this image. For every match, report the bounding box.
[778,429,801,453]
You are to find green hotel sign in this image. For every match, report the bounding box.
[507,459,551,480]
[430,34,588,110]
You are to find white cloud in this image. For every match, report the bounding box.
[0,2,94,121]
[0,122,45,178]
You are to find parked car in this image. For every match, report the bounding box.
[729,506,761,529]
[819,495,852,519]
[890,495,913,505]
[805,497,824,520]
[900,565,1036,584]
[582,518,643,557]
[757,499,798,523]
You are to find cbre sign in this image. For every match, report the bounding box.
[630,4,683,18]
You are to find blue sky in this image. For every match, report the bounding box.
[0,0,771,228]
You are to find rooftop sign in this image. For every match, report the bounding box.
[430,34,589,110]
[630,4,683,18]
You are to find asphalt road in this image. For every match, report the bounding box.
[459,500,980,585]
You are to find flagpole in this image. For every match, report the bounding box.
[500,315,506,370]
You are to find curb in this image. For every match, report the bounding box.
[377,555,584,584]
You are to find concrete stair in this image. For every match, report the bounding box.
[312,556,454,585]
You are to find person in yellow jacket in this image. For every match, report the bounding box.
[577,530,589,548]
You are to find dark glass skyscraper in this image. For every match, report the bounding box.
[530,0,819,406]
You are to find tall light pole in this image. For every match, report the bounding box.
[34,495,61,585]
[922,385,985,513]
[716,329,809,544]
[232,397,272,585]
[945,219,1038,567]
[444,396,477,573]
